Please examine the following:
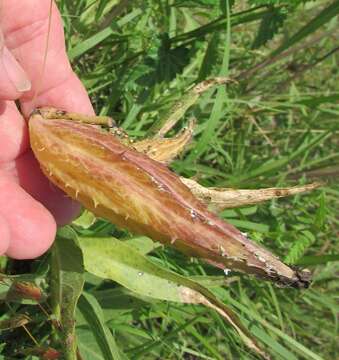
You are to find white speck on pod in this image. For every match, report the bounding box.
[223,268,231,276]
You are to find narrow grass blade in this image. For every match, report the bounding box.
[227,297,325,360]
[270,2,339,57]
[170,6,269,44]
[68,9,142,60]
[186,1,231,162]
[240,132,330,181]
[78,292,126,360]
[77,327,106,360]
[296,254,339,266]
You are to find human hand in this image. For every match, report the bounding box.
[0,0,94,259]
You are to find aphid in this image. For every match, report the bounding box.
[29,107,311,288]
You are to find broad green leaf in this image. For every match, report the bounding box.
[135,34,190,88]
[78,236,270,359]
[252,6,286,49]
[73,210,96,229]
[123,236,161,255]
[92,287,150,314]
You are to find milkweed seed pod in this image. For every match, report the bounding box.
[29,108,310,288]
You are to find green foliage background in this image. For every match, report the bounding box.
[1,0,338,359]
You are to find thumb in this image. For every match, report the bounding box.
[0,213,10,255]
[0,30,31,100]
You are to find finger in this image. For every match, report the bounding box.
[0,30,31,99]
[0,173,56,259]
[0,101,29,162]
[22,72,95,117]
[0,214,10,255]
[0,0,67,102]
[0,99,79,227]
[0,0,94,116]
[1,0,91,228]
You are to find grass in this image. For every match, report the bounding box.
[0,0,338,359]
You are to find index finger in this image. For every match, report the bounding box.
[0,0,94,116]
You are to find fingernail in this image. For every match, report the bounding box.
[2,47,31,92]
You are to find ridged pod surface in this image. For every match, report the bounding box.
[29,110,310,288]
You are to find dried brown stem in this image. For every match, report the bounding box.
[181,178,322,212]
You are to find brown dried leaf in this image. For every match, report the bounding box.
[180,287,270,360]
[192,77,236,94]
[42,348,60,360]
[155,77,234,137]
[7,281,43,302]
[181,178,322,211]
[133,119,194,163]
[0,314,30,330]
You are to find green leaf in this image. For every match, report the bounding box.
[224,292,325,360]
[226,219,270,233]
[77,327,105,360]
[68,8,142,60]
[270,1,339,57]
[240,132,330,181]
[123,236,161,255]
[73,210,96,229]
[198,32,220,80]
[296,254,339,266]
[78,236,270,359]
[170,6,270,44]
[252,6,286,49]
[285,230,317,264]
[79,236,184,302]
[186,1,231,161]
[136,34,190,87]
[78,292,126,360]
[51,231,85,360]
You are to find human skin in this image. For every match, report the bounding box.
[0,0,94,258]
